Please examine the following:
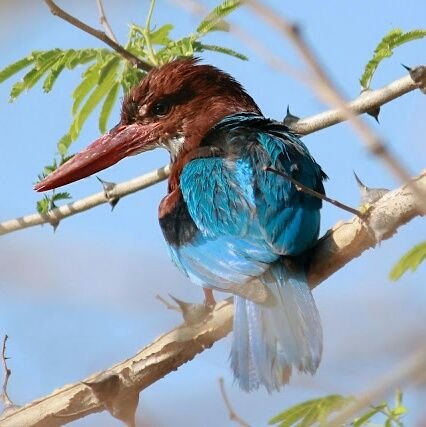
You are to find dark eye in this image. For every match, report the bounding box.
[152,101,171,117]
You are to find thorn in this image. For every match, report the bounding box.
[283,105,300,128]
[97,176,120,210]
[360,88,380,123]
[353,172,389,205]
[402,64,426,94]
[168,293,213,325]
[353,171,366,189]
[50,220,60,232]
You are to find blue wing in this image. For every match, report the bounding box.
[163,113,326,391]
[167,113,325,293]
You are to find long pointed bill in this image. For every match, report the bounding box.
[35,123,156,192]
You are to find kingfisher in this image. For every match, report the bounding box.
[35,58,327,392]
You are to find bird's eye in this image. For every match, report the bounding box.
[152,101,171,117]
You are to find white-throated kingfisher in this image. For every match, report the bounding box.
[35,58,327,392]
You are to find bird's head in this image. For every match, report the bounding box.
[35,58,261,192]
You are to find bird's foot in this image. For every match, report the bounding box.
[203,288,216,309]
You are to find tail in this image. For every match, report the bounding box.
[230,260,322,392]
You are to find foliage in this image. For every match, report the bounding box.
[389,241,426,281]
[0,0,245,213]
[268,395,352,427]
[268,390,407,427]
[360,28,426,89]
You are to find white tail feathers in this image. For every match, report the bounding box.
[230,262,322,392]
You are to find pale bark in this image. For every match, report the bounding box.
[1,173,424,427]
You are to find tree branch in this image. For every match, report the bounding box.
[0,71,420,237]
[0,335,14,411]
[43,0,152,71]
[245,0,426,206]
[95,0,118,42]
[1,172,424,427]
[329,344,426,427]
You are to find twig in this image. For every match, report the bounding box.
[0,173,424,426]
[1,335,14,409]
[0,165,170,236]
[0,72,417,238]
[218,378,250,427]
[155,294,180,312]
[244,0,426,208]
[175,0,303,83]
[264,166,363,217]
[43,0,152,71]
[291,74,417,135]
[95,0,118,42]
[142,0,159,66]
[328,345,426,427]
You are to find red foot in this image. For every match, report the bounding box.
[203,288,216,308]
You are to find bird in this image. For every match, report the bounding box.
[35,58,327,392]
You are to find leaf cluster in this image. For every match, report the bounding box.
[360,28,426,89]
[0,0,245,213]
[390,241,426,281]
[269,390,406,427]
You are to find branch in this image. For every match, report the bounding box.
[0,165,170,236]
[219,378,250,427]
[95,0,118,42]
[245,1,426,206]
[264,166,363,217]
[328,344,426,427]
[0,335,14,410]
[0,71,419,237]
[1,172,424,427]
[43,0,152,71]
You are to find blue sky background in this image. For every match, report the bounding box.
[0,1,425,426]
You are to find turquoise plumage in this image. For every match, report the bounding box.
[165,113,326,391]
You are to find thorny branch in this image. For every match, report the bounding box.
[0,72,420,237]
[244,0,426,207]
[0,173,424,426]
[95,0,118,42]
[1,335,14,410]
[43,0,152,71]
[219,377,250,427]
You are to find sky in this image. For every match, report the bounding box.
[0,0,425,426]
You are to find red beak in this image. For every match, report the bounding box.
[35,123,156,192]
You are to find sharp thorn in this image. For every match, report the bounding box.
[353,171,366,189]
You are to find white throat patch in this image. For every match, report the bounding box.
[165,135,185,161]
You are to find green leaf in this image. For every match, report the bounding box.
[98,55,120,84]
[52,191,71,202]
[43,51,81,93]
[352,405,384,427]
[389,241,426,281]
[196,0,241,35]
[72,61,104,115]
[70,58,120,140]
[37,197,50,214]
[99,82,120,133]
[269,395,351,427]
[65,48,98,69]
[0,56,33,84]
[150,24,174,45]
[57,133,73,157]
[360,28,426,89]
[194,42,248,60]
[9,49,64,101]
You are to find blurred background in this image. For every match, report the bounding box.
[0,0,425,425]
